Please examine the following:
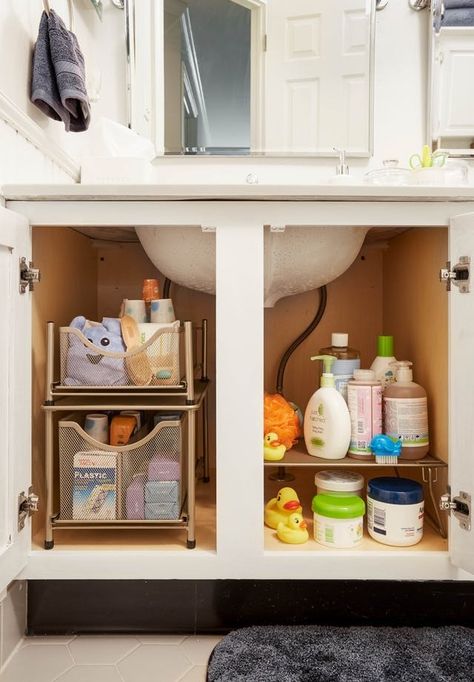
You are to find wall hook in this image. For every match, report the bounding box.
[408,0,430,10]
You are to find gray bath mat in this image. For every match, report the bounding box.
[207,625,474,681]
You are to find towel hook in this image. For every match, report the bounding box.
[42,0,75,32]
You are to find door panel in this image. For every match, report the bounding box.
[0,207,31,592]
[264,0,372,153]
[449,212,474,575]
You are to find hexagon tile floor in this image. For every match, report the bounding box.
[0,635,222,681]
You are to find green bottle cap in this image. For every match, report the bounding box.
[311,494,365,519]
[377,335,394,357]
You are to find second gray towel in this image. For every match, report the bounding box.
[442,8,474,25]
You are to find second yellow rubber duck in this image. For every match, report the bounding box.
[277,512,309,544]
[264,487,302,529]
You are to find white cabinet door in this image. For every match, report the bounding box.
[0,207,31,592]
[264,0,372,154]
[449,212,474,575]
[437,30,474,139]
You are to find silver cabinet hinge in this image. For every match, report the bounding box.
[440,256,470,293]
[18,488,39,531]
[19,257,40,294]
[264,34,268,51]
[440,490,471,531]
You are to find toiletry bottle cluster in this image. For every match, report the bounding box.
[304,334,429,461]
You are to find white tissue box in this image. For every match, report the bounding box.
[80,157,152,184]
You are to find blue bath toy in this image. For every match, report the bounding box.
[370,435,402,464]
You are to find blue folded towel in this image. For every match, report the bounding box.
[31,10,90,132]
[145,481,180,504]
[145,502,179,520]
[442,8,474,25]
[444,0,474,8]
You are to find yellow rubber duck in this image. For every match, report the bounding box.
[264,432,287,462]
[264,487,302,529]
[277,512,309,544]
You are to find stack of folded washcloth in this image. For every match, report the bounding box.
[31,10,90,132]
[442,0,474,26]
[126,456,181,521]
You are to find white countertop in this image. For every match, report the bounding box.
[4,183,474,202]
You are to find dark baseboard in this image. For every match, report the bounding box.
[27,580,474,635]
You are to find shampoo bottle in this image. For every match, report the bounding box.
[370,335,397,388]
[383,361,429,460]
[319,333,360,401]
[304,355,351,460]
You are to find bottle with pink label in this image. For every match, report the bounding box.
[347,369,383,460]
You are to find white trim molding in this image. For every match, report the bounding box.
[0,91,80,181]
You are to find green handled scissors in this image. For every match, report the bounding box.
[409,145,447,170]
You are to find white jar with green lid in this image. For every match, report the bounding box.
[314,470,364,498]
[312,494,365,548]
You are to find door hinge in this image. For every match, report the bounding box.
[440,256,470,293]
[19,257,41,294]
[18,488,39,531]
[440,490,471,531]
[264,34,268,51]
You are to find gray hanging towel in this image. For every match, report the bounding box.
[47,10,90,132]
[31,11,70,127]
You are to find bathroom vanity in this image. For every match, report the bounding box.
[0,183,474,590]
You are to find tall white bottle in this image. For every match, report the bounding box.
[304,355,351,460]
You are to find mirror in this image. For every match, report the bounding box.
[128,0,376,157]
[428,0,474,157]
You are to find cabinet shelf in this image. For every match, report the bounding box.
[264,442,447,468]
[44,381,209,412]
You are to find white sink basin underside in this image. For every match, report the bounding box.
[136,225,369,307]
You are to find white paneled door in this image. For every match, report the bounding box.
[0,207,31,592]
[449,212,474,576]
[264,0,372,154]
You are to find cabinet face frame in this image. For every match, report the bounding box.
[0,207,32,594]
[3,194,474,581]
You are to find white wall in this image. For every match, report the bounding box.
[0,0,127,183]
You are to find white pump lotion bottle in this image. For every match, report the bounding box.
[304,355,351,459]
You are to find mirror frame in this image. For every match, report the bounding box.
[125,0,376,158]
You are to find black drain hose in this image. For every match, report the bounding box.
[276,286,328,395]
[163,277,172,298]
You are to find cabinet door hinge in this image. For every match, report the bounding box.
[19,257,41,294]
[440,256,470,293]
[263,34,268,52]
[440,490,471,531]
[18,488,39,531]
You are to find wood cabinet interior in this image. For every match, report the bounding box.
[31,227,216,550]
[31,225,448,553]
[264,226,448,552]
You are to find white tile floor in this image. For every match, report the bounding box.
[0,635,222,682]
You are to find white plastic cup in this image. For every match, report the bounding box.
[84,414,109,444]
[150,299,175,324]
[121,299,147,323]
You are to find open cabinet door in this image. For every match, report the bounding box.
[449,212,474,575]
[264,0,372,153]
[0,207,32,592]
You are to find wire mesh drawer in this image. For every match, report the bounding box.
[58,414,184,522]
[59,323,182,388]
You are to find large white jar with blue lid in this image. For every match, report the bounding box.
[367,477,424,547]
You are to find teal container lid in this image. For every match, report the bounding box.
[312,494,365,519]
[377,335,394,357]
